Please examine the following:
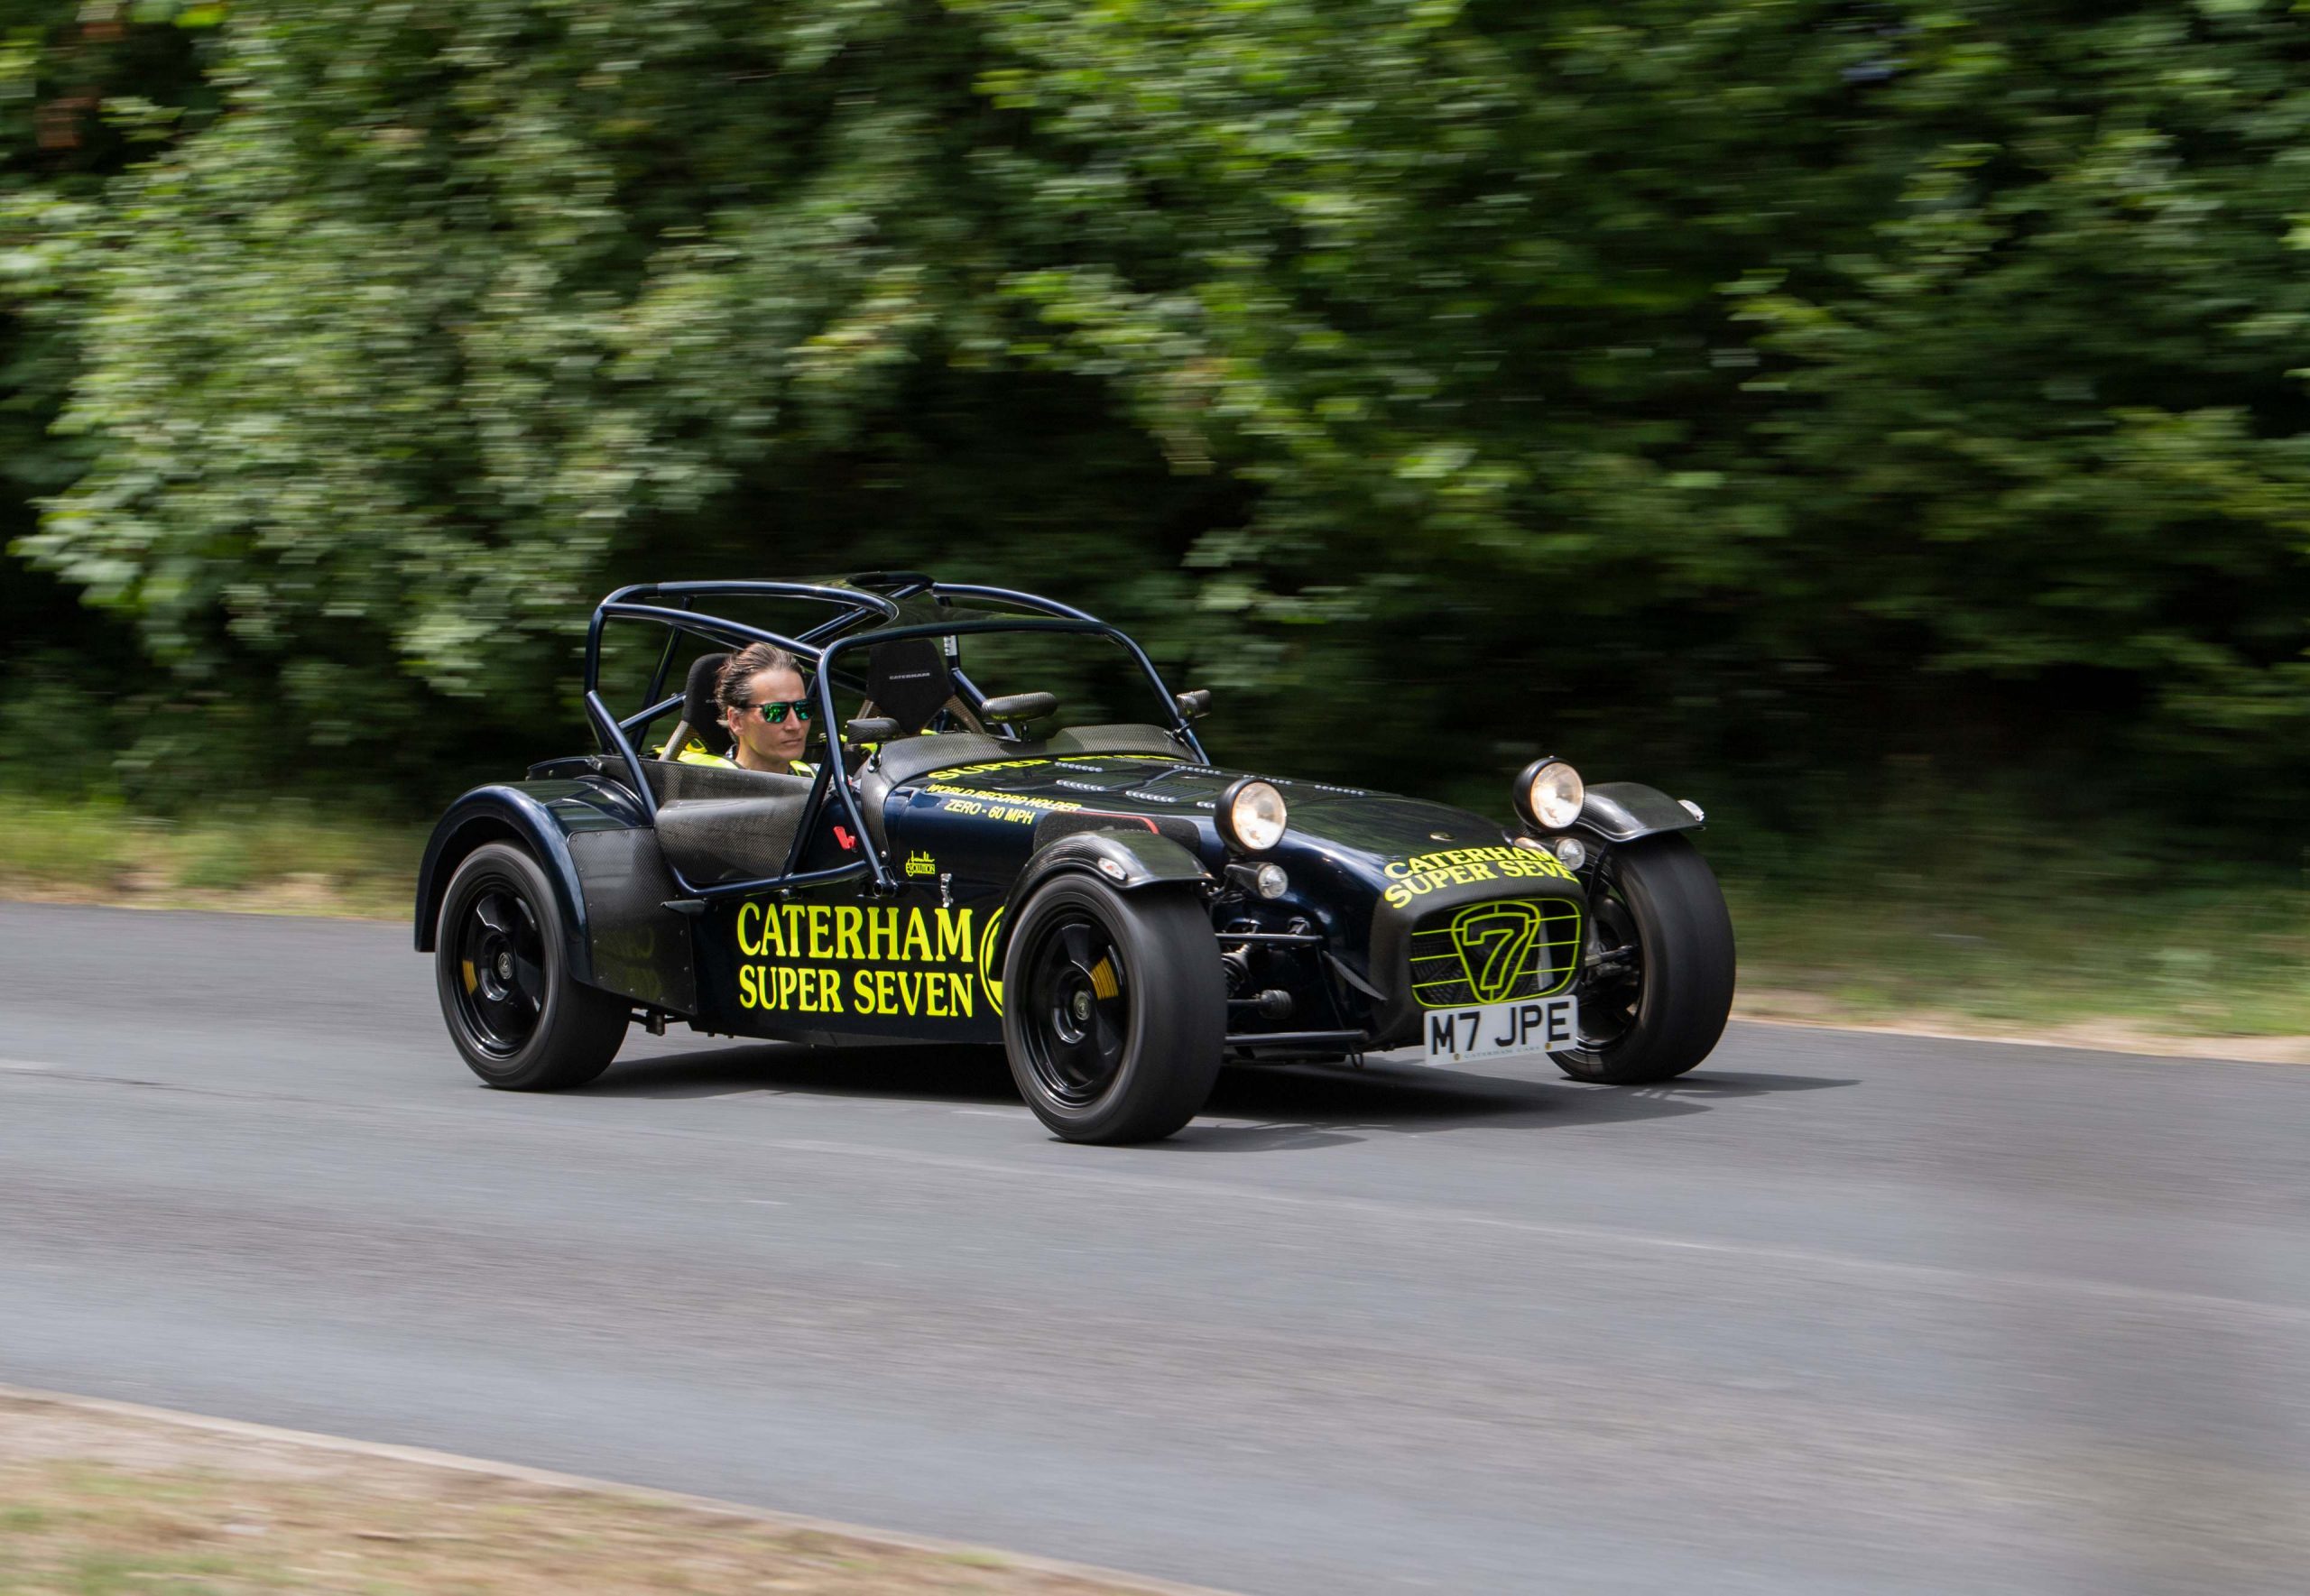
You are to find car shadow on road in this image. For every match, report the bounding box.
[1167,1063,1856,1151]
[582,1039,1020,1104]
[583,1040,1853,1150]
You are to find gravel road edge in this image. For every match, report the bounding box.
[0,1383,1242,1596]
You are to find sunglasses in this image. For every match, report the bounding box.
[740,697,815,724]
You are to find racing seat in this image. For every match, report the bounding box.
[656,651,732,761]
[864,636,956,737]
[854,638,959,848]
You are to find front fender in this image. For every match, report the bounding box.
[988,830,1212,974]
[1572,781,1704,844]
[1010,829,1212,905]
[412,785,596,985]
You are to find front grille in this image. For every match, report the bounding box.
[1408,897,1583,1009]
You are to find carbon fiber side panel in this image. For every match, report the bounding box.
[568,828,698,1014]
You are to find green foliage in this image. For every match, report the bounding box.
[4,1,2306,826]
[0,2,217,796]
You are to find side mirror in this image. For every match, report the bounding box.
[979,691,1058,723]
[1174,688,1213,720]
[845,717,900,746]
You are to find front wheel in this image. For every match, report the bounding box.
[1001,875,1224,1143]
[435,842,628,1091]
[1557,834,1735,1085]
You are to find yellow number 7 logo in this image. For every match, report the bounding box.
[1449,901,1543,1003]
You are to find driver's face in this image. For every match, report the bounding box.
[725,666,810,770]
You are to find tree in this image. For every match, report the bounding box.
[19,1,2310,818]
[1,0,217,793]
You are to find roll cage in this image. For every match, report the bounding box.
[581,573,1210,902]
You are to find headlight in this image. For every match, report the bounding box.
[1514,759,1585,832]
[1216,778,1289,853]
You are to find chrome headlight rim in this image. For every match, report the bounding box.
[1216,776,1289,853]
[1512,758,1585,834]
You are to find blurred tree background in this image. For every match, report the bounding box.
[5,0,2307,847]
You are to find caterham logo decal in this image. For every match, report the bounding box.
[1381,844,1575,908]
[735,902,979,1019]
[1448,900,1543,1004]
[728,898,1020,1027]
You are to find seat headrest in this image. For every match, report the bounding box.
[866,637,955,733]
[681,651,731,755]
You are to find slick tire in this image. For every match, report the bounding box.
[1557,834,1735,1085]
[1001,875,1225,1144]
[435,842,628,1092]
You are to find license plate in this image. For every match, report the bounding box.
[1423,996,1579,1066]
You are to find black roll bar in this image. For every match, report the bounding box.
[580,573,1208,901]
[617,692,684,736]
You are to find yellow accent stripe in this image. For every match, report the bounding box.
[1411,941,1582,952]
[1413,924,1579,936]
[1412,975,1573,992]
[1404,928,1589,942]
[1412,924,1580,936]
[1413,973,1580,1003]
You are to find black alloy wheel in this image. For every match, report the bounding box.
[1557,834,1735,1085]
[1018,912,1132,1109]
[434,842,628,1091]
[453,884,549,1056]
[1001,873,1225,1143]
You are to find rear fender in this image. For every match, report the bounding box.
[413,786,595,985]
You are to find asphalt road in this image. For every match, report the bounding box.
[3,902,2306,1594]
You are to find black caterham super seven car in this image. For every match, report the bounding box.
[415,576,1734,1142]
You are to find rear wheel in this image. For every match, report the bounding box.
[1001,875,1224,1143]
[436,842,627,1091]
[1557,835,1734,1085]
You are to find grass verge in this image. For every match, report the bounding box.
[0,797,423,919]
[0,1390,1206,1596]
[4,795,2305,1047]
[1728,879,2310,1057]
[1714,807,2310,1044]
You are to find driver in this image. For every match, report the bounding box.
[670,642,818,777]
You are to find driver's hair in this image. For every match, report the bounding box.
[716,642,804,714]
